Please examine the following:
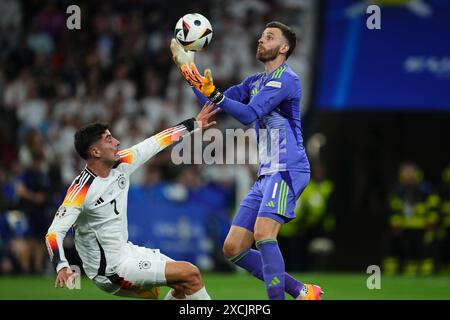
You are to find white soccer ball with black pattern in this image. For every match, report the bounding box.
[174,13,213,52]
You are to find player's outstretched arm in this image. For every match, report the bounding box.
[182,64,259,125]
[187,63,294,125]
[171,39,251,107]
[117,102,219,174]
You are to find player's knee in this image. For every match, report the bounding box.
[223,240,242,259]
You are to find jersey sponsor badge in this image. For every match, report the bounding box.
[266,80,282,88]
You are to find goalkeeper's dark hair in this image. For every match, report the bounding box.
[74,122,110,160]
[266,21,296,59]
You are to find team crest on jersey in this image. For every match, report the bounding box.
[56,205,67,218]
[118,175,126,189]
[139,260,151,270]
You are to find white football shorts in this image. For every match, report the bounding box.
[92,242,174,299]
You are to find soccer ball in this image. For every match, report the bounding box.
[174,13,213,52]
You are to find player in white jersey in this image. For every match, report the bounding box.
[45,102,218,300]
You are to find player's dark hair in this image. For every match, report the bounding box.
[266,21,296,59]
[74,122,110,160]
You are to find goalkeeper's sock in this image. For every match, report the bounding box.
[229,248,304,299]
[186,286,211,300]
[256,239,285,300]
[164,289,185,300]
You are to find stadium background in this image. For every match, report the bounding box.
[0,0,449,299]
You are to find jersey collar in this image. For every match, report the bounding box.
[265,62,287,77]
[85,166,98,177]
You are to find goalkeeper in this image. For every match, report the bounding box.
[171,21,322,300]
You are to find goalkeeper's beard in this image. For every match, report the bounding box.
[256,45,280,62]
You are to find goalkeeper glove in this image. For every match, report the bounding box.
[170,38,195,68]
[170,39,198,87]
[188,63,224,104]
[170,39,224,104]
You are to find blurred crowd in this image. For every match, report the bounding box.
[383,163,450,276]
[0,0,316,275]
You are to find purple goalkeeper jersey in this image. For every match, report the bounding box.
[223,63,310,176]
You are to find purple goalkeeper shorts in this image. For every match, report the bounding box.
[232,171,310,232]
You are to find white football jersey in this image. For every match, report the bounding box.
[46,121,196,279]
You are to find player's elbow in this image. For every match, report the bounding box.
[239,118,253,126]
[239,113,257,126]
[243,107,258,125]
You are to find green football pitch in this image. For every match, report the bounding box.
[1,273,450,300]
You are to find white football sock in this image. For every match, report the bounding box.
[164,289,185,300]
[186,286,211,300]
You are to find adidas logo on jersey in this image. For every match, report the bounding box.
[265,201,275,208]
[95,197,105,206]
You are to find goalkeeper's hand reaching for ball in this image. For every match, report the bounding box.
[170,39,224,104]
